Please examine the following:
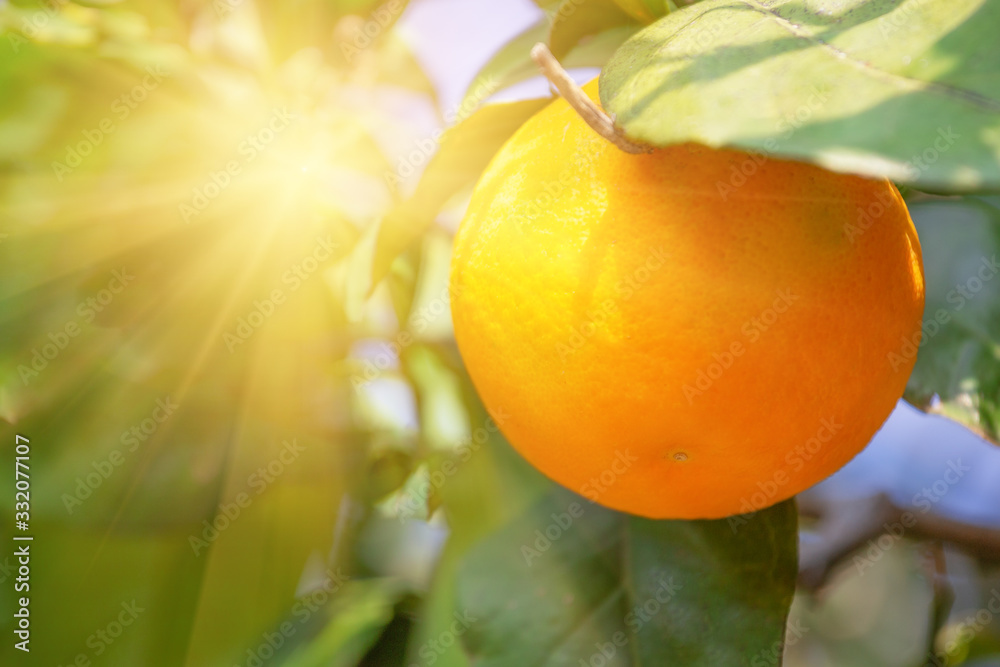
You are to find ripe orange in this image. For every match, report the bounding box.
[449,79,925,519]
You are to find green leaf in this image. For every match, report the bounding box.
[626,505,798,665]
[600,0,1000,192]
[279,579,403,667]
[463,8,636,89]
[904,196,1000,444]
[460,19,549,112]
[456,488,798,666]
[548,0,640,60]
[354,97,551,300]
[404,345,470,453]
[179,430,348,666]
[406,395,552,667]
[372,30,438,102]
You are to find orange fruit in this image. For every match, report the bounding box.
[449,79,925,519]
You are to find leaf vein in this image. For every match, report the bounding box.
[734,0,1000,113]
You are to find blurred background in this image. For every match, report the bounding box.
[1,0,999,665]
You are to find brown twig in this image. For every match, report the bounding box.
[922,543,954,667]
[530,43,651,155]
[798,492,1000,591]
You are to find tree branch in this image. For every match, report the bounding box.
[798,492,1000,591]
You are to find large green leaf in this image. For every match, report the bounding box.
[600,0,1000,192]
[905,196,1000,444]
[349,97,551,306]
[405,390,553,667]
[460,20,550,112]
[456,488,798,666]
